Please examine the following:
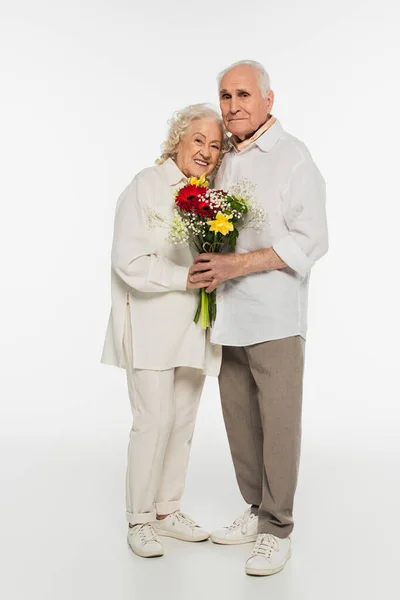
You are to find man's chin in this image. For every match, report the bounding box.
[228,125,251,139]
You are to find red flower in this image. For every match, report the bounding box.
[193,199,213,217]
[175,185,207,212]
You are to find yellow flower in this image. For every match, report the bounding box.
[207,212,234,236]
[188,173,209,187]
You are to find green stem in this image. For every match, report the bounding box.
[210,289,217,323]
[193,288,217,329]
[200,288,210,329]
[194,297,201,324]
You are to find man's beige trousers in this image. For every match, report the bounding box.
[219,336,305,538]
[123,310,204,524]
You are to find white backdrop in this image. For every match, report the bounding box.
[1,1,399,599]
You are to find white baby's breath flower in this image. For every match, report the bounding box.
[168,210,189,244]
[228,178,256,202]
[245,203,269,230]
[144,206,167,229]
[225,178,268,231]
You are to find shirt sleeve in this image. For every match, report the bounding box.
[111,175,189,293]
[272,157,329,277]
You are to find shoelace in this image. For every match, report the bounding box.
[251,533,278,561]
[173,511,199,528]
[227,508,255,534]
[137,523,159,544]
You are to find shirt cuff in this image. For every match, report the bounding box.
[148,254,188,291]
[172,265,189,291]
[272,234,314,278]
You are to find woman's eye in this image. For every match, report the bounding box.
[195,138,202,143]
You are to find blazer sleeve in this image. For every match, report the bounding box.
[111,175,189,293]
[272,157,329,277]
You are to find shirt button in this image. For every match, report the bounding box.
[217,295,222,301]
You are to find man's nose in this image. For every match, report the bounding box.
[229,97,239,114]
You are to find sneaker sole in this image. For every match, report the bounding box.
[210,533,257,545]
[156,531,210,542]
[127,540,164,558]
[245,549,291,576]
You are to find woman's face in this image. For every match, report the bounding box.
[175,117,222,179]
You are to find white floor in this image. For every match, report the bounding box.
[1,377,399,600]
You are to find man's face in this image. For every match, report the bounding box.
[219,65,274,140]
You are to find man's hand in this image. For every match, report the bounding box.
[189,248,287,293]
[189,253,245,293]
[186,271,212,290]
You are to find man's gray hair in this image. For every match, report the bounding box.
[217,60,271,98]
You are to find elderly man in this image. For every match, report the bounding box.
[189,60,328,576]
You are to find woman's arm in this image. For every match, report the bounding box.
[111,174,190,293]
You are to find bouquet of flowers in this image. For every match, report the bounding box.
[146,174,266,329]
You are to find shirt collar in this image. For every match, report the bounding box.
[231,115,276,152]
[229,118,284,154]
[255,118,284,152]
[161,157,187,186]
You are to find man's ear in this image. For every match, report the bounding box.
[266,90,275,112]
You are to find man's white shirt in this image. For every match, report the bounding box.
[211,119,328,347]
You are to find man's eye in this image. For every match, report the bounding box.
[239,92,249,97]
[221,95,230,100]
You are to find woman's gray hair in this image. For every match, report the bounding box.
[217,60,271,98]
[156,103,229,166]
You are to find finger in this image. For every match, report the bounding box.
[194,253,213,263]
[190,263,213,274]
[190,281,212,289]
[190,272,214,283]
[206,281,218,293]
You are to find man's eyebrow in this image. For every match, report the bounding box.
[219,88,250,95]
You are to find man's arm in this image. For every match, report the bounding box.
[190,155,328,293]
[270,156,328,277]
[189,248,287,293]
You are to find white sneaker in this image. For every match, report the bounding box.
[245,533,291,576]
[210,508,258,545]
[127,523,164,558]
[153,511,209,542]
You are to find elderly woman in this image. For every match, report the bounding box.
[101,104,227,558]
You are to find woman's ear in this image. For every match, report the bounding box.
[172,144,180,163]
